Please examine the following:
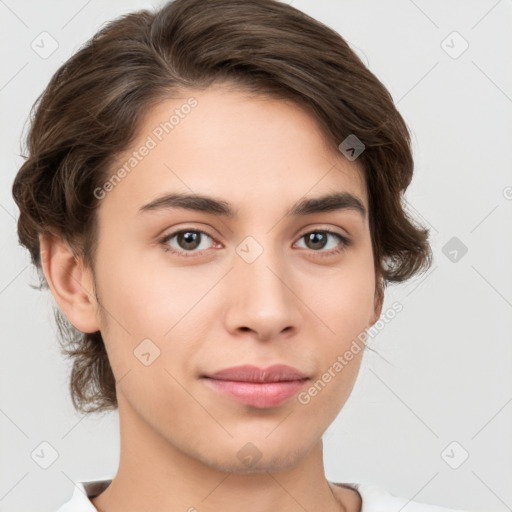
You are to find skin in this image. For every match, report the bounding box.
[41,84,383,512]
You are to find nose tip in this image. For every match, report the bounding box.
[225,249,300,340]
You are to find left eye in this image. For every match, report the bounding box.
[294,230,347,253]
[159,229,348,257]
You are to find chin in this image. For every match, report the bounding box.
[192,439,311,475]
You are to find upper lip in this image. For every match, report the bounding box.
[203,364,309,383]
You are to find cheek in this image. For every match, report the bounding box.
[303,255,376,336]
[95,241,206,336]
[285,258,374,415]
[298,255,375,395]
[93,243,220,384]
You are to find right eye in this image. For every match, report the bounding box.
[159,229,219,257]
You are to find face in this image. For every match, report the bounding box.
[90,84,381,473]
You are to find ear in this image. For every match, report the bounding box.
[369,276,384,326]
[39,234,100,333]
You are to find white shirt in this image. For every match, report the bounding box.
[55,479,476,511]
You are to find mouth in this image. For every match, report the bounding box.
[201,364,310,408]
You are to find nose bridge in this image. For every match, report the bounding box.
[226,234,299,336]
[236,235,288,303]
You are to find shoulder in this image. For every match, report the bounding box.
[330,481,479,512]
[54,479,112,512]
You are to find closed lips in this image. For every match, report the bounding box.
[203,364,309,383]
[202,365,310,408]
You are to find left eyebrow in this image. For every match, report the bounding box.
[138,191,366,220]
[287,192,366,219]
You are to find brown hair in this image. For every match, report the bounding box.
[12,0,432,414]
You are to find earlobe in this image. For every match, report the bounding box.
[370,297,383,326]
[369,279,384,326]
[39,234,100,333]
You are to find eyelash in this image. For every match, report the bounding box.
[158,228,351,259]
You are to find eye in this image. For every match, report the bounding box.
[159,227,350,258]
[294,229,350,256]
[159,229,217,257]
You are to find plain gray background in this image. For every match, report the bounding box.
[1,1,511,511]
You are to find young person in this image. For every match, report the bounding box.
[12,0,476,510]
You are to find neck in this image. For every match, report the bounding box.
[90,393,354,512]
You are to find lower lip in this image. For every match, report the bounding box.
[203,378,309,408]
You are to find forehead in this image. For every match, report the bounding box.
[99,85,368,221]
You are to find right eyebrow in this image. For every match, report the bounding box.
[138,192,237,217]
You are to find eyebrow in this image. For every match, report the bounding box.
[138,191,366,219]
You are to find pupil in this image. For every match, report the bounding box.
[307,232,326,250]
[179,231,199,250]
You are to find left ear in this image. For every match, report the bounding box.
[369,277,384,326]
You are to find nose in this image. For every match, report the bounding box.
[223,244,302,341]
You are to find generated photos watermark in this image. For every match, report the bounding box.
[93,97,198,200]
[298,301,403,405]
